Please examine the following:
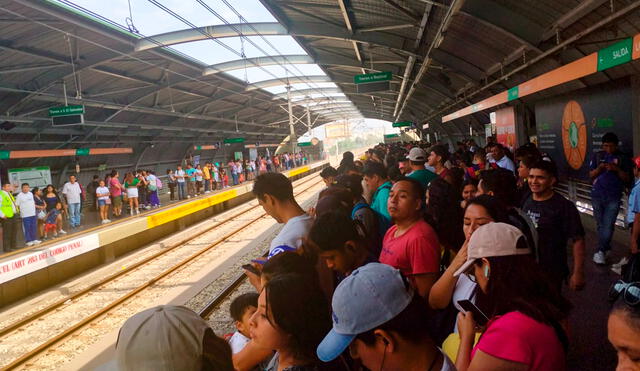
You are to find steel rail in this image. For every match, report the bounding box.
[0,175,324,370]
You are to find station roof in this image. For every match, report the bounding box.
[1,0,640,152]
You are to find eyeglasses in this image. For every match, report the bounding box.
[608,280,640,307]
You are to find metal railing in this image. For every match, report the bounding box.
[556,179,628,228]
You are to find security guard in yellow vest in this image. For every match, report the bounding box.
[1,183,19,253]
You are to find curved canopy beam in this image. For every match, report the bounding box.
[136,22,417,57]
[246,75,331,91]
[204,54,394,76]
[276,87,344,100]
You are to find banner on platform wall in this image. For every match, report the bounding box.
[534,79,633,181]
[0,234,100,284]
[495,107,517,151]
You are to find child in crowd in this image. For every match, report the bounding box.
[44,202,63,239]
[227,293,259,354]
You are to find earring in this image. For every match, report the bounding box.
[484,266,490,278]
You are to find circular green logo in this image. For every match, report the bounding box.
[569,121,579,148]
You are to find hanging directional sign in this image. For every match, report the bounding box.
[597,37,633,71]
[354,72,392,84]
[297,142,312,147]
[223,137,245,144]
[384,133,400,139]
[354,71,392,93]
[49,105,85,126]
[392,121,412,128]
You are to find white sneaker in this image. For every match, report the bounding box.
[136,210,140,215]
[145,205,151,210]
[26,241,34,247]
[33,240,42,245]
[105,219,111,223]
[593,251,607,265]
[59,229,67,235]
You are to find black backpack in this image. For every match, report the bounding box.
[621,253,640,282]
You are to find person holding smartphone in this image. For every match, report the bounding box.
[453,223,570,371]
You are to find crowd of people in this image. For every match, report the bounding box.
[0,151,314,253]
[106,136,640,370]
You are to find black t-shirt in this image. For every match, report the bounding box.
[522,192,585,282]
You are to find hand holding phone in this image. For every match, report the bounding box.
[457,299,490,326]
[242,264,261,276]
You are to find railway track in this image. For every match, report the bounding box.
[0,173,324,370]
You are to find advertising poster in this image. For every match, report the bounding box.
[534,79,632,180]
[8,166,52,189]
[495,106,517,150]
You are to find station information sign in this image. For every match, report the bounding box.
[48,105,85,126]
[223,137,245,144]
[392,121,412,128]
[354,72,392,84]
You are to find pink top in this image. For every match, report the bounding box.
[109,177,122,197]
[379,219,440,277]
[471,311,565,370]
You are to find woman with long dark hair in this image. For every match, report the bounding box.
[425,177,465,252]
[455,223,570,371]
[249,273,331,371]
[43,184,66,235]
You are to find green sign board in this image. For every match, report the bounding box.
[98,164,107,171]
[297,142,312,147]
[224,137,245,144]
[596,118,614,128]
[507,86,519,101]
[384,133,400,139]
[354,71,392,84]
[0,150,9,160]
[75,148,90,156]
[597,37,632,71]
[392,121,412,128]
[48,105,85,117]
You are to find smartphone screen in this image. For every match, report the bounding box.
[457,299,490,326]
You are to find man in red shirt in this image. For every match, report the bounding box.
[380,177,440,298]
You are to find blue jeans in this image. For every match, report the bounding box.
[177,182,186,199]
[68,202,81,227]
[232,173,239,185]
[22,215,37,243]
[592,197,620,253]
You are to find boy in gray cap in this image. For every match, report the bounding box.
[317,263,455,370]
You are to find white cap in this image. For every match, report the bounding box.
[453,223,530,277]
[407,147,427,161]
[115,305,211,371]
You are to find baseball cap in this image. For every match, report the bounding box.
[115,305,211,370]
[316,263,413,362]
[453,222,530,277]
[406,147,427,161]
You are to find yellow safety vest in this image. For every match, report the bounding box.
[0,190,17,218]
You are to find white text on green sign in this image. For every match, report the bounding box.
[354,71,392,84]
[392,121,412,128]
[48,105,85,117]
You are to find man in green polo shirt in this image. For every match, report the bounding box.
[406,147,437,190]
[0,183,19,253]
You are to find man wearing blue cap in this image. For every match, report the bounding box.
[317,263,455,370]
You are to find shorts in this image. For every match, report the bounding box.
[112,195,122,207]
[98,199,107,207]
[45,224,57,233]
[126,188,139,198]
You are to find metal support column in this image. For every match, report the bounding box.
[306,105,312,135]
[286,85,296,153]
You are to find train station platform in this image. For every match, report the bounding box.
[0,161,328,307]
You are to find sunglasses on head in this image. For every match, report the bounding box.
[608,280,640,307]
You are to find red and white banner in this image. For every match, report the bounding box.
[0,234,100,284]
